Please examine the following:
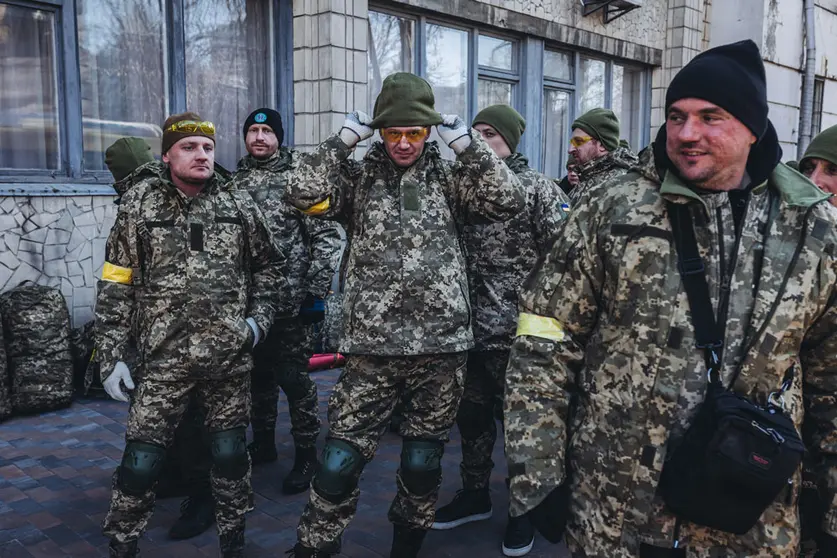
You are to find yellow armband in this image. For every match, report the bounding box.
[515,312,565,342]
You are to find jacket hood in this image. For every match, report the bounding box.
[505,152,530,174]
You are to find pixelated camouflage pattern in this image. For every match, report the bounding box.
[112,160,166,198]
[321,292,343,353]
[250,317,320,448]
[568,145,638,204]
[95,167,288,383]
[458,350,508,490]
[0,307,8,421]
[284,133,524,355]
[297,353,466,550]
[231,149,342,309]
[0,284,73,413]
[102,375,252,544]
[505,148,837,557]
[463,152,569,351]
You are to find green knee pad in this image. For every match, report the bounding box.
[118,441,167,496]
[210,427,248,480]
[400,439,443,495]
[312,439,364,504]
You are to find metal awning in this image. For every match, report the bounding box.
[580,0,642,23]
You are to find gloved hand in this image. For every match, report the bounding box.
[103,361,134,403]
[299,293,326,325]
[815,532,837,558]
[246,317,261,348]
[338,111,374,148]
[437,114,471,154]
[527,483,570,544]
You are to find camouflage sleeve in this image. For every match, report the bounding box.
[504,197,605,518]
[284,135,360,223]
[449,133,525,224]
[95,196,140,382]
[800,271,837,539]
[531,172,571,257]
[234,191,291,334]
[304,217,343,298]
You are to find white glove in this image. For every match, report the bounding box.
[437,114,471,154]
[103,361,134,403]
[338,111,374,148]
[246,317,261,348]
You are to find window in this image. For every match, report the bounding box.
[477,34,517,111]
[0,0,291,184]
[579,56,606,114]
[0,3,61,170]
[77,0,167,171]
[812,77,825,137]
[367,11,415,111]
[542,90,572,179]
[611,63,646,152]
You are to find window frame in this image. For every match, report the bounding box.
[0,0,293,192]
[812,77,825,137]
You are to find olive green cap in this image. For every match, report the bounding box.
[370,73,443,129]
[472,104,526,153]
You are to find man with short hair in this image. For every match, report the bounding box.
[567,107,637,202]
[505,40,837,557]
[432,104,568,557]
[284,73,524,558]
[799,124,837,206]
[231,107,342,494]
[97,112,288,558]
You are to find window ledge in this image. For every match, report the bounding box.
[0,183,116,197]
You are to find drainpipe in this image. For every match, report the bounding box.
[797,0,816,158]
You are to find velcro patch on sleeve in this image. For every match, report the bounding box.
[303,198,330,215]
[515,312,566,342]
[102,262,133,284]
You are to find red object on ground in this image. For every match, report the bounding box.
[308,353,346,371]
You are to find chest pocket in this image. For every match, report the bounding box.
[206,213,245,268]
[143,219,181,281]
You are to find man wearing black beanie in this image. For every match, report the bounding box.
[230,108,342,495]
[504,39,837,558]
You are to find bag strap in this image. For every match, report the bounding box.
[667,201,725,384]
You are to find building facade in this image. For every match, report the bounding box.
[1,0,835,324]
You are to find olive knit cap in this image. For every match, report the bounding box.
[161,111,215,154]
[801,124,837,167]
[472,104,526,153]
[370,73,443,129]
[105,137,155,182]
[571,108,621,152]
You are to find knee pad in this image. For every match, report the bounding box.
[400,439,443,496]
[117,441,166,496]
[210,427,249,480]
[312,439,364,504]
[457,400,493,440]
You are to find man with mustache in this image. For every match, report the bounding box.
[96,112,288,558]
[231,108,341,494]
[799,124,837,207]
[283,72,524,558]
[505,40,837,557]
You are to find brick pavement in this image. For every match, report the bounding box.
[0,369,569,557]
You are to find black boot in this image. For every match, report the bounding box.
[220,526,245,558]
[247,430,278,465]
[168,491,215,540]
[502,513,535,557]
[285,543,334,557]
[390,525,427,558]
[431,488,492,530]
[282,446,318,495]
[108,539,139,558]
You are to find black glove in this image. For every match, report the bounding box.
[299,293,326,325]
[815,532,837,558]
[526,483,570,544]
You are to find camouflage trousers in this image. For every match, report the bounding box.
[250,317,320,448]
[102,374,252,544]
[458,350,509,490]
[297,353,466,550]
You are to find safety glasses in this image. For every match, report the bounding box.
[569,135,594,148]
[381,128,430,144]
[168,120,216,134]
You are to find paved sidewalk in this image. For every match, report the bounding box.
[0,369,568,557]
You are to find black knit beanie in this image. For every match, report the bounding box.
[666,40,768,139]
[243,108,284,146]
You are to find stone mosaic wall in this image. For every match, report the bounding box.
[0,195,117,327]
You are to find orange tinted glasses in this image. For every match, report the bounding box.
[381,128,430,144]
[569,135,593,148]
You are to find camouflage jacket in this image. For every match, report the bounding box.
[568,146,637,204]
[95,165,288,383]
[231,149,342,312]
[463,152,570,352]
[504,146,837,557]
[284,134,524,356]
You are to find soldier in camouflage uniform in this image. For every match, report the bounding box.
[505,40,837,558]
[96,113,287,558]
[230,108,341,494]
[567,108,637,203]
[431,104,569,558]
[283,73,524,558]
[799,124,837,206]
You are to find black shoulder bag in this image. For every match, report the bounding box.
[658,201,805,535]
